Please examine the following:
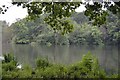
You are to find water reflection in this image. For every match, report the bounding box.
[3,43,118,74]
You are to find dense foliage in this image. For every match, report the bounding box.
[1,1,120,34]
[1,1,120,45]
[5,11,118,45]
[1,1,120,79]
[2,53,118,79]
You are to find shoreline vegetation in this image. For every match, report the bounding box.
[0,1,120,79]
[2,12,120,46]
[1,53,118,79]
[1,5,119,80]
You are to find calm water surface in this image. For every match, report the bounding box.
[3,43,118,74]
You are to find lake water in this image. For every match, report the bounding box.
[2,43,119,74]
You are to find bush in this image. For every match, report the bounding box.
[36,57,52,68]
[2,61,17,71]
[67,52,106,78]
[2,53,17,72]
[3,53,17,63]
[109,74,119,78]
[2,53,19,78]
[2,53,118,78]
[43,65,67,78]
[34,68,44,78]
[17,65,32,78]
[2,71,19,78]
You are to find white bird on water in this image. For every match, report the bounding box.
[0,56,4,60]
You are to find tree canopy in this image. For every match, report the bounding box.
[0,0,120,34]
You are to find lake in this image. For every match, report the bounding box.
[2,43,118,75]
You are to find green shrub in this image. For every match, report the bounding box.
[2,61,17,72]
[36,57,52,68]
[2,53,17,72]
[67,52,106,78]
[34,68,44,78]
[2,53,19,78]
[107,74,119,78]
[67,63,89,78]
[3,53,17,63]
[2,53,118,78]
[17,65,32,78]
[2,71,19,78]
[43,65,67,78]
